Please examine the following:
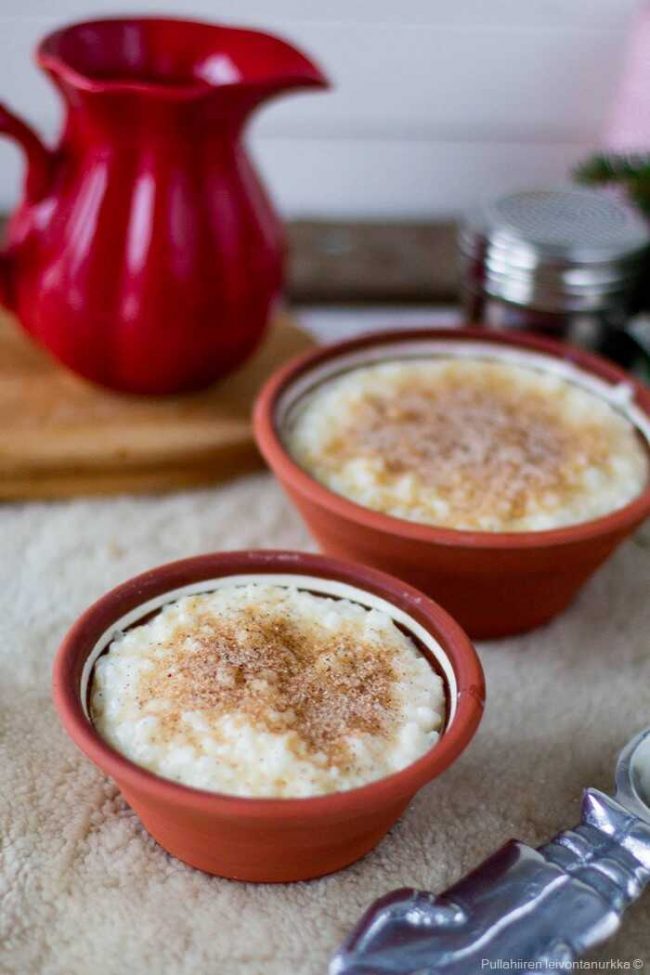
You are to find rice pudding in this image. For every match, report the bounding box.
[285,358,649,532]
[90,583,444,798]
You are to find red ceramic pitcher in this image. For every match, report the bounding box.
[0,18,326,394]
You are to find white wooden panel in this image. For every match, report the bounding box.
[251,22,626,141]
[0,132,590,218]
[0,0,634,217]
[0,15,631,141]
[251,136,590,218]
[4,0,639,30]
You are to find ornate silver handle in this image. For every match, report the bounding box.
[331,729,650,974]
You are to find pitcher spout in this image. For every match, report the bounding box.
[37,18,328,102]
[196,30,329,99]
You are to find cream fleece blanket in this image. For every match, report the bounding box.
[1,473,649,974]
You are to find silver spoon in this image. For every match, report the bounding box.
[331,726,650,974]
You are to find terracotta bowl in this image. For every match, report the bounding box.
[52,550,484,883]
[253,328,650,638]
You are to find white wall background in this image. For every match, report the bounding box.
[0,0,640,219]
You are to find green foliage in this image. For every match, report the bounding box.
[574,152,650,217]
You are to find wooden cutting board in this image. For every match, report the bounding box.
[0,309,313,500]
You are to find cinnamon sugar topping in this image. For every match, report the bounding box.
[90,584,444,797]
[287,359,648,532]
[138,607,397,764]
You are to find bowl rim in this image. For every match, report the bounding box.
[253,326,650,549]
[52,549,484,821]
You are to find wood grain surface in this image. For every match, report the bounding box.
[0,309,312,500]
[287,220,457,302]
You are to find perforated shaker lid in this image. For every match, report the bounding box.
[459,186,650,312]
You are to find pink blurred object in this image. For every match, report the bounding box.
[604,2,650,151]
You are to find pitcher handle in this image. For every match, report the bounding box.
[0,102,52,201]
[0,102,52,306]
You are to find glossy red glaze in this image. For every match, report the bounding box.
[254,328,650,638]
[52,550,484,882]
[0,18,327,393]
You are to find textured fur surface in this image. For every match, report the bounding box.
[1,473,649,974]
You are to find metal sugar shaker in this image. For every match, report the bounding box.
[459,186,650,369]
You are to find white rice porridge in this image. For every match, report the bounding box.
[285,358,649,532]
[91,583,445,798]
